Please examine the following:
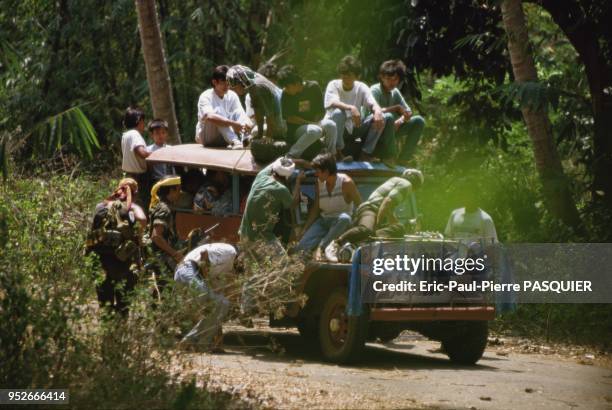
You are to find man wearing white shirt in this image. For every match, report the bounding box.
[195,65,252,149]
[174,243,237,351]
[121,106,151,209]
[445,194,498,244]
[324,56,391,162]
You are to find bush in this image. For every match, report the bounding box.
[0,175,233,408]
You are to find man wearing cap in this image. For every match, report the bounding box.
[239,157,303,249]
[149,176,184,280]
[226,65,284,141]
[325,169,424,261]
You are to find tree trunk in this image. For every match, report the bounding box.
[534,0,612,208]
[134,0,180,144]
[501,0,582,230]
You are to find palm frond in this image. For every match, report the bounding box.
[31,105,100,160]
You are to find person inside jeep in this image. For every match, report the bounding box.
[193,170,232,216]
[86,178,146,316]
[325,168,423,262]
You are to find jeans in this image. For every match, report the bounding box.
[174,260,230,346]
[329,109,394,155]
[396,115,425,161]
[198,109,243,146]
[296,213,352,252]
[288,119,337,157]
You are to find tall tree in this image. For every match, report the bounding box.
[528,1,612,207]
[134,0,180,144]
[501,0,581,229]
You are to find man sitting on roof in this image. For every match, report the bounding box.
[226,65,285,141]
[324,55,390,162]
[325,169,423,262]
[195,65,252,150]
[277,65,337,160]
[370,59,425,165]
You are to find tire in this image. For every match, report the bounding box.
[441,321,489,365]
[250,138,289,164]
[318,288,368,363]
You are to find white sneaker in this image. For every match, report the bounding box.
[324,241,339,263]
[230,140,243,150]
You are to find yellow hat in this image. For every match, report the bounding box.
[149,176,181,210]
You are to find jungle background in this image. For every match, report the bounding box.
[1,0,611,406]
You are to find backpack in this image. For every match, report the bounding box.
[85,200,139,262]
[250,138,289,164]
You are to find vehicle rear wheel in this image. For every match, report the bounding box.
[318,288,368,363]
[441,321,488,365]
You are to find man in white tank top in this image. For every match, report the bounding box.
[294,153,362,260]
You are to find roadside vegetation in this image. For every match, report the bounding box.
[1,0,611,399]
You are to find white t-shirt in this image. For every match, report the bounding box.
[121,129,147,174]
[444,207,498,243]
[183,243,237,280]
[195,89,249,142]
[324,79,377,134]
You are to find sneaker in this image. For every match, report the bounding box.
[230,140,244,150]
[324,241,339,263]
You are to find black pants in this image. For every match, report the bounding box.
[336,208,377,245]
[96,253,137,316]
[127,172,151,213]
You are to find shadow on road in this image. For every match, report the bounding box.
[221,328,499,372]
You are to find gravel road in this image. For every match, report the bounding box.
[178,323,612,409]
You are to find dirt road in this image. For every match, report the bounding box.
[179,323,612,409]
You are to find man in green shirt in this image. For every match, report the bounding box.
[370,60,425,164]
[326,169,423,261]
[239,157,303,247]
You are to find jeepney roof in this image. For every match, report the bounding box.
[146,144,406,177]
[147,145,262,175]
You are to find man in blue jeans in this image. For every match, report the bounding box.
[174,243,237,352]
[324,55,392,162]
[294,153,361,260]
[370,60,425,164]
[278,65,337,159]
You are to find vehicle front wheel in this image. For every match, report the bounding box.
[441,321,489,365]
[318,288,368,363]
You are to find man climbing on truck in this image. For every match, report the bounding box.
[325,168,423,262]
